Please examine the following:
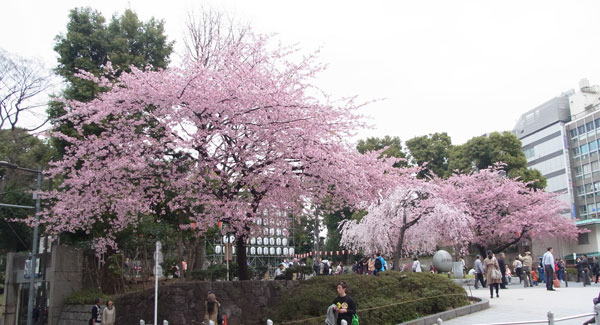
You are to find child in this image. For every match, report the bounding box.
[505,265,513,284]
[531,269,539,286]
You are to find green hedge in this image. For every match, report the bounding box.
[64,288,112,305]
[266,272,468,325]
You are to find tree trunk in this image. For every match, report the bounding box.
[198,236,207,270]
[476,244,487,258]
[393,227,406,271]
[236,234,249,280]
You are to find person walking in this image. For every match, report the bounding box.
[519,251,533,287]
[101,300,115,325]
[412,257,422,272]
[592,257,600,284]
[513,258,523,284]
[203,291,223,325]
[313,257,321,275]
[90,298,102,325]
[474,255,486,289]
[498,253,508,289]
[374,253,386,276]
[367,255,376,275]
[484,251,502,298]
[542,247,556,291]
[583,255,592,286]
[577,257,585,283]
[331,281,357,325]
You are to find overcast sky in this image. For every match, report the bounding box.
[3,0,600,144]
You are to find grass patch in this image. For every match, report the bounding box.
[64,288,112,305]
[266,271,468,325]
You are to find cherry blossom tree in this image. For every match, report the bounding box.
[340,176,472,270]
[442,166,580,256]
[39,33,401,279]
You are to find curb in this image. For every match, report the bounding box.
[398,296,489,325]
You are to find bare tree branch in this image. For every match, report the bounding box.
[0,48,53,131]
[183,6,250,67]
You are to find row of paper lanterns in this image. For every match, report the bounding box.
[222,235,290,246]
[214,245,296,256]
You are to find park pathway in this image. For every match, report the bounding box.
[444,282,600,325]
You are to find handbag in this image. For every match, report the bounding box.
[491,268,502,280]
[553,279,560,288]
[352,314,360,325]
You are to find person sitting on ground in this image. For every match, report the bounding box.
[203,291,222,325]
[274,264,286,280]
[331,281,357,325]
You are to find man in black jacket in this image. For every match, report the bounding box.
[498,253,507,289]
[90,298,102,324]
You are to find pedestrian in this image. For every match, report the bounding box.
[367,255,376,275]
[513,258,523,284]
[557,258,568,287]
[592,257,600,284]
[505,265,513,284]
[498,253,507,289]
[484,251,502,298]
[474,255,486,289]
[275,263,286,280]
[578,257,585,283]
[331,281,357,325]
[203,291,223,325]
[459,256,466,274]
[313,257,321,275]
[335,262,344,275]
[101,300,115,325]
[412,257,422,272]
[542,247,556,291]
[90,298,102,325]
[374,253,386,276]
[583,255,592,286]
[518,251,533,287]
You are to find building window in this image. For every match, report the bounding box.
[586,183,594,194]
[591,141,599,152]
[579,125,587,135]
[584,163,592,174]
[581,143,590,154]
[593,161,600,172]
[574,147,581,156]
[577,185,585,195]
[524,147,534,159]
[579,233,590,245]
[587,121,595,132]
[570,129,578,138]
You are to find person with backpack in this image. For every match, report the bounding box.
[322,259,331,275]
[331,281,358,325]
[374,253,385,276]
[90,298,102,325]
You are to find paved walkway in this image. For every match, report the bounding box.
[444,282,600,325]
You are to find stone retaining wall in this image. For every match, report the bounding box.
[399,297,489,325]
[113,280,300,325]
[57,305,90,325]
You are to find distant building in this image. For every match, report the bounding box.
[513,79,600,259]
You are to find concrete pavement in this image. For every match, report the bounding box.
[444,282,600,325]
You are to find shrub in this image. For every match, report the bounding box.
[64,288,111,305]
[266,271,468,324]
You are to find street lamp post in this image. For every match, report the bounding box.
[0,161,42,325]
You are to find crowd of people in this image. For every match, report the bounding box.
[467,247,600,299]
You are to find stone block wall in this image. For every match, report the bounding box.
[57,305,90,325]
[114,280,299,325]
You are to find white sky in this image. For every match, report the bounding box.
[2,0,600,144]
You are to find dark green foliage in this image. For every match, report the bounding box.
[267,272,468,324]
[0,128,56,253]
[64,288,111,305]
[49,7,174,155]
[448,131,546,189]
[356,136,407,168]
[405,132,452,178]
